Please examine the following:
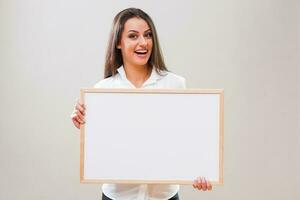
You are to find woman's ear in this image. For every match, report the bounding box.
[117,43,121,49]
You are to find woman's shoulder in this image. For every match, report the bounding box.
[160,71,186,88]
[164,71,185,82]
[93,76,117,88]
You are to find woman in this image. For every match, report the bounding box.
[71,8,212,200]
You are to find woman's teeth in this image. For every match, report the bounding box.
[135,50,147,54]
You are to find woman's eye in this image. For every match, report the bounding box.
[128,34,138,39]
[145,32,152,38]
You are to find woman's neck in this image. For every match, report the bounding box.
[123,64,152,88]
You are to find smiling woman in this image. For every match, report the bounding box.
[103,8,168,88]
[116,17,153,87]
[117,18,153,63]
[71,7,212,200]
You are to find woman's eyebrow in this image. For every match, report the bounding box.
[128,30,138,33]
[127,29,151,33]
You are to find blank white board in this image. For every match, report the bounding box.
[80,89,224,185]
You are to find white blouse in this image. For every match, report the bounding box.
[94,66,186,200]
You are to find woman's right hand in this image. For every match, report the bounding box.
[71,100,86,129]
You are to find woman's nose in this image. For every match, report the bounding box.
[138,36,147,46]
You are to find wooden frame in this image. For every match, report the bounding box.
[80,88,224,185]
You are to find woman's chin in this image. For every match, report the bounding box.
[132,59,149,66]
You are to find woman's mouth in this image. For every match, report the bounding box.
[134,49,148,55]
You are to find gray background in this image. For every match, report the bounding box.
[0,0,299,199]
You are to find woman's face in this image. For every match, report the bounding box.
[117,17,153,68]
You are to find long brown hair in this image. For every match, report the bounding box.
[104,8,168,78]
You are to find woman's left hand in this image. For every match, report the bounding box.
[193,177,212,191]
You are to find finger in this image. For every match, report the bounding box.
[74,120,80,129]
[76,103,86,114]
[76,115,85,124]
[71,116,80,129]
[71,111,84,122]
[71,112,84,126]
[201,177,207,191]
[76,110,85,123]
[197,177,202,190]
[207,181,212,191]
[193,180,197,189]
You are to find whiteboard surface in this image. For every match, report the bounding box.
[81,89,223,184]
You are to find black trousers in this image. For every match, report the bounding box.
[102,193,179,200]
